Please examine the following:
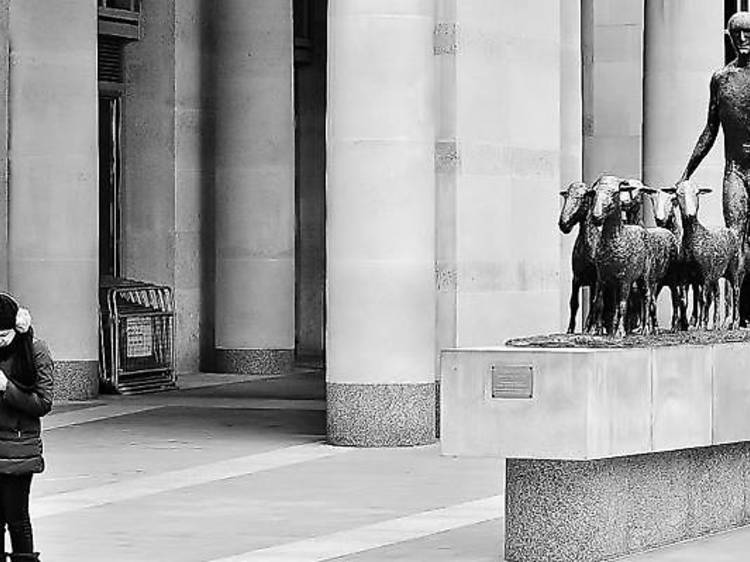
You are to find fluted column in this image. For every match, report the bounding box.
[326,0,436,447]
[7,0,99,399]
[643,0,724,223]
[213,1,295,375]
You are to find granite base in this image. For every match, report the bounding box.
[214,348,293,375]
[327,382,436,447]
[505,443,750,562]
[54,360,99,401]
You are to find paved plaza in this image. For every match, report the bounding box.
[33,370,750,561]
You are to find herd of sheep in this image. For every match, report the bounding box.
[558,175,745,337]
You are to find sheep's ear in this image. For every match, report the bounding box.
[638,185,657,194]
[559,188,569,196]
[660,186,677,194]
[697,186,713,195]
[619,179,640,191]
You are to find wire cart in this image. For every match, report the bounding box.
[99,278,177,394]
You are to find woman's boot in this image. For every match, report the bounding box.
[8,554,40,561]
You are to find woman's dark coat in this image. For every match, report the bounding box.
[0,339,53,474]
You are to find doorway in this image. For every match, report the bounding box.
[293,0,328,366]
[98,93,123,279]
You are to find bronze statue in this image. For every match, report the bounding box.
[680,12,750,243]
[590,176,655,337]
[558,181,598,333]
[667,181,744,329]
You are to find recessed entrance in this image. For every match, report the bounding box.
[293,0,328,367]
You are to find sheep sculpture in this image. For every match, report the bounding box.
[653,188,698,330]
[558,181,598,333]
[559,175,747,336]
[627,184,685,332]
[589,176,654,337]
[668,180,745,329]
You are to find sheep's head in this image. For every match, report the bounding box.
[558,181,592,234]
[674,180,712,220]
[619,185,643,224]
[592,176,638,226]
[653,188,678,227]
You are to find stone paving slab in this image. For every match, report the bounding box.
[38,407,325,497]
[37,437,502,560]
[336,520,501,561]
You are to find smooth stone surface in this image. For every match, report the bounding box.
[327,382,435,447]
[651,345,712,451]
[505,443,750,562]
[441,343,750,460]
[713,344,750,444]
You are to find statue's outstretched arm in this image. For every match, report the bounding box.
[680,74,720,182]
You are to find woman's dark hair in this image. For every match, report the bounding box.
[0,294,36,390]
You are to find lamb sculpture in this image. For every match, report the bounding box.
[667,180,745,329]
[558,181,598,333]
[589,176,654,337]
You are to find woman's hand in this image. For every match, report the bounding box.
[15,308,31,334]
[0,370,9,392]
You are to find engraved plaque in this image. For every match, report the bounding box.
[490,364,533,399]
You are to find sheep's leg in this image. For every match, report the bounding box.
[701,282,710,329]
[732,265,744,330]
[642,281,654,336]
[679,285,689,331]
[675,285,688,331]
[650,283,661,333]
[672,285,681,332]
[588,282,604,335]
[735,251,746,329]
[669,285,685,332]
[713,281,722,330]
[584,282,599,333]
[691,283,702,327]
[724,279,732,328]
[702,281,714,330]
[738,276,746,330]
[614,283,630,338]
[567,277,581,334]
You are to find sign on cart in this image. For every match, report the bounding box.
[126,318,153,358]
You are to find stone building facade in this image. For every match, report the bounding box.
[0,0,737,445]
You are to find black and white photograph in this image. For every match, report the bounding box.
[0,0,749,560]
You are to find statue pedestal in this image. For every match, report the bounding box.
[440,343,750,561]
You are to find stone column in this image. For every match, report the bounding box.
[643,0,725,224]
[559,0,584,329]
[327,0,436,447]
[582,0,644,184]
[451,2,564,345]
[7,0,99,399]
[213,1,295,375]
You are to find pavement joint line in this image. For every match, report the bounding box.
[44,404,164,430]
[204,494,504,562]
[147,398,326,411]
[44,398,325,431]
[33,441,353,519]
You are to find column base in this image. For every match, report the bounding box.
[327,382,436,447]
[215,348,293,375]
[54,360,99,401]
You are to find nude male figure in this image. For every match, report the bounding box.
[680,12,750,243]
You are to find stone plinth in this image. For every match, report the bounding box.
[440,342,750,561]
[505,444,750,562]
[441,343,750,458]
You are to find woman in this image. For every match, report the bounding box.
[0,294,53,562]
